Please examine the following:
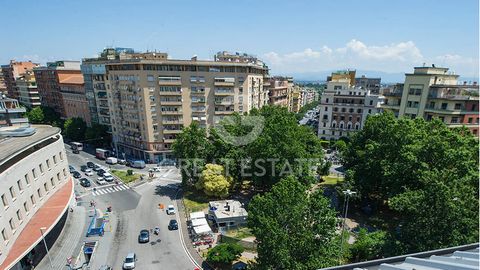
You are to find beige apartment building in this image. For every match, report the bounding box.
[1,61,40,101]
[104,51,269,162]
[59,75,91,125]
[382,66,479,136]
[268,76,293,107]
[16,71,40,108]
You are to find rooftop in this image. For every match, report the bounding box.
[0,125,61,166]
[209,200,248,220]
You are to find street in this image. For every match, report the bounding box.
[64,146,197,270]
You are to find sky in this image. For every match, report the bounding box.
[0,0,478,81]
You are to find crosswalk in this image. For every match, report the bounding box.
[92,184,130,196]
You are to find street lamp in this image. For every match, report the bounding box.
[39,227,53,268]
[338,189,356,262]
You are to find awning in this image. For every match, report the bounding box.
[191,218,208,227]
[189,211,205,220]
[193,224,212,235]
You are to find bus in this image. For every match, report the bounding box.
[71,142,83,151]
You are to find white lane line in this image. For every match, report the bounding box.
[106,188,114,193]
[112,186,121,192]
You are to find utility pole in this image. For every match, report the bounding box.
[338,189,356,263]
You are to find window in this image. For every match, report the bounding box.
[441,103,448,110]
[415,89,422,95]
[51,178,55,187]
[357,109,362,113]
[407,101,412,107]
[468,117,473,123]
[451,117,459,124]
[429,101,435,108]
[341,108,346,113]
[414,101,419,108]
[322,130,325,134]
[46,159,50,169]
[53,155,57,164]
[32,169,37,179]
[323,115,328,120]
[426,114,433,121]
[9,187,15,199]
[63,168,67,177]
[9,219,15,230]
[37,188,42,198]
[17,180,23,191]
[2,229,8,242]
[454,103,462,110]
[473,129,478,135]
[325,107,328,111]
[439,116,445,122]
[59,152,63,161]
[23,202,29,213]
[57,173,61,182]
[368,109,372,114]
[30,195,35,206]
[323,122,326,127]
[44,183,49,192]
[326,98,329,103]
[1,195,8,207]
[39,164,44,173]
[16,210,21,222]
[147,75,155,82]
[25,174,30,185]
[369,100,373,106]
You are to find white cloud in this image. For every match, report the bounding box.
[263,39,478,79]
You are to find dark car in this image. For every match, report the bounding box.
[138,229,150,243]
[97,169,106,177]
[93,165,101,171]
[168,219,178,230]
[72,171,81,179]
[79,178,91,187]
[72,148,80,154]
[80,165,88,172]
[69,165,75,173]
[87,162,94,168]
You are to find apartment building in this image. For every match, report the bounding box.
[1,61,39,100]
[82,48,135,131]
[0,124,72,270]
[288,86,303,113]
[301,87,317,106]
[355,75,381,94]
[104,51,269,162]
[268,76,292,107]
[16,71,40,108]
[59,75,91,125]
[327,70,356,87]
[0,68,6,95]
[318,80,384,140]
[382,66,479,136]
[0,97,28,127]
[34,61,82,119]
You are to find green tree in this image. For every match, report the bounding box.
[172,121,211,187]
[248,176,339,269]
[350,228,386,262]
[85,123,111,147]
[343,112,479,253]
[42,106,62,127]
[27,106,44,123]
[63,117,87,141]
[196,164,232,198]
[247,106,323,189]
[206,243,244,269]
[318,160,332,176]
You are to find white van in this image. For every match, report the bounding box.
[106,157,118,165]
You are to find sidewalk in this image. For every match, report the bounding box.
[36,206,87,270]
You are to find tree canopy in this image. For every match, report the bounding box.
[85,123,111,147]
[63,117,87,142]
[248,176,339,269]
[342,112,479,254]
[206,243,244,269]
[196,164,232,198]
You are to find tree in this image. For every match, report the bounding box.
[343,112,479,253]
[248,176,339,269]
[350,228,386,262]
[172,121,211,187]
[85,123,111,147]
[27,107,44,123]
[318,160,332,177]
[206,243,244,269]
[196,164,232,198]
[247,106,323,189]
[63,117,87,141]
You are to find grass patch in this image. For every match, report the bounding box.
[226,227,254,240]
[320,174,345,185]
[183,189,209,214]
[110,170,143,184]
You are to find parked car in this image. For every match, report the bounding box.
[168,219,178,230]
[128,160,146,169]
[72,171,81,179]
[103,173,114,182]
[80,165,88,172]
[87,161,94,168]
[118,159,127,165]
[85,169,94,176]
[79,178,91,187]
[96,177,107,185]
[69,165,75,173]
[166,205,175,215]
[93,164,101,171]
[97,169,106,177]
[150,167,161,172]
[72,149,80,154]
[138,229,150,243]
[122,253,136,269]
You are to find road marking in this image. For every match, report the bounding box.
[92,184,130,196]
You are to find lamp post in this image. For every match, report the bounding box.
[39,227,53,268]
[339,189,356,262]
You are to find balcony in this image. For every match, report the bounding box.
[163,138,176,144]
[191,98,206,104]
[158,76,182,86]
[163,129,183,134]
[215,89,234,95]
[162,119,183,124]
[214,78,235,87]
[160,100,182,105]
[215,99,234,105]
[161,109,183,115]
